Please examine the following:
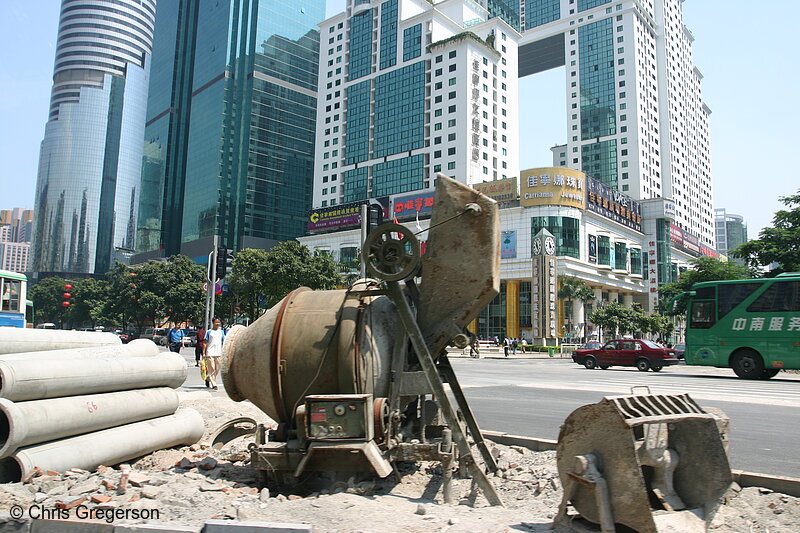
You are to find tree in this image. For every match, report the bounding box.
[261,241,341,308]
[228,248,269,321]
[28,276,68,325]
[658,256,750,316]
[733,191,800,275]
[557,276,596,341]
[161,255,206,326]
[588,301,639,341]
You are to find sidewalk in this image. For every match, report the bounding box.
[446,347,574,360]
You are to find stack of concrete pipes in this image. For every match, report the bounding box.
[0,329,204,482]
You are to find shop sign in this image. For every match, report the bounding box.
[585,177,642,232]
[473,177,518,203]
[520,167,586,209]
[307,202,362,232]
[393,191,435,220]
[588,234,597,263]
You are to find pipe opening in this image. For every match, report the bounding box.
[0,407,8,451]
[0,457,21,483]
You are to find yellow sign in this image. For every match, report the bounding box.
[472,177,518,203]
[520,167,586,209]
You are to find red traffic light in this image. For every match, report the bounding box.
[64,284,73,290]
[61,301,71,307]
[63,293,72,299]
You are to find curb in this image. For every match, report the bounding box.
[481,431,800,497]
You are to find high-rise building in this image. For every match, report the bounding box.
[0,209,34,244]
[715,208,747,260]
[135,0,323,262]
[518,0,715,246]
[312,0,519,212]
[31,0,156,277]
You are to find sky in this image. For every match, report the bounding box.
[0,0,796,240]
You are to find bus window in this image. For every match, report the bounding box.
[747,281,800,312]
[718,282,760,318]
[1,280,20,312]
[690,300,716,329]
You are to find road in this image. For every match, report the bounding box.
[170,346,799,478]
[449,357,800,478]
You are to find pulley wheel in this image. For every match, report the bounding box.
[363,223,421,281]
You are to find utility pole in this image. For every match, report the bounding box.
[204,235,218,330]
[360,204,368,280]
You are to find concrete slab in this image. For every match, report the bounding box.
[202,520,313,533]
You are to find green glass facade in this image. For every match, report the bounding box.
[656,219,675,285]
[597,235,610,265]
[579,19,616,141]
[402,24,422,61]
[349,8,373,81]
[137,0,322,256]
[630,247,642,275]
[581,139,618,189]
[478,280,507,340]
[373,155,424,197]
[524,0,559,29]
[614,242,627,270]
[531,216,580,259]
[379,0,398,70]
[374,62,425,158]
[343,167,368,203]
[487,0,520,31]
[578,0,612,11]
[345,80,371,165]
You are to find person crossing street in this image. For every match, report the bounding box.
[203,318,225,390]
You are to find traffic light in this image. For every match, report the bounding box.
[215,247,234,280]
[62,283,72,308]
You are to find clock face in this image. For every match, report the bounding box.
[544,236,556,255]
[532,238,542,256]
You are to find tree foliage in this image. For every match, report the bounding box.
[658,256,750,315]
[732,191,800,275]
[588,302,672,342]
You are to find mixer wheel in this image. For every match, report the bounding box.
[363,223,421,281]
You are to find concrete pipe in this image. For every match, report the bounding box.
[0,352,188,402]
[222,280,397,423]
[0,328,120,355]
[0,338,159,361]
[0,408,204,482]
[0,387,180,457]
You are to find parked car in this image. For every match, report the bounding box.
[673,343,685,360]
[572,339,679,372]
[141,327,168,346]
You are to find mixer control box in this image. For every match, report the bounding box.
[305,394,374,441]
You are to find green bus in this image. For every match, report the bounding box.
[683,272,800,379]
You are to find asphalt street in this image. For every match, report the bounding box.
[170,346,799,478]
[449,357,800,478]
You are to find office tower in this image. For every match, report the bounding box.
[135,0,323,261]
[312,0,519,211]
[32,0,156,277]
[715,208,747,259]
[0,209,34,244]
[518,0,715,246]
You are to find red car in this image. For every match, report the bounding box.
[572,339,679,372]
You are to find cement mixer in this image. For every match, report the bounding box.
[222,175,503,505]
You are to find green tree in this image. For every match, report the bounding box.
[228,248,269,321]
[557,275,596,341]
[262,241,341,308]
[28,276,68,325]
[733,191,800,275]
[588,301,638,341]
[161,255,206,326]
[658,256,750,316]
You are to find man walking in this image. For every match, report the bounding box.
[194,325,206,367]
[203,318,225,390]
[167,325,184,353]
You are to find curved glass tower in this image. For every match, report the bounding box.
[32,0,156,277]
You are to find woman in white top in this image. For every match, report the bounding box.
[203,318,225,390]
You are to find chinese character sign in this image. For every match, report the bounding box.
[520,167,586,209]
[585,177,642,232]
[392,192,435,220]
[473,177,519,203]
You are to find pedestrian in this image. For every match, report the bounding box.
[511,338,518,355]
[203,317,225,390]
[503,337,510,357]
[194,325,206,367]
[166,325,184,353]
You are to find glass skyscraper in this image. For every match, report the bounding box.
[136,0,323,259]
[32,0,156,277]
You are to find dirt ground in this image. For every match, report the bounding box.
[0,392,797,532]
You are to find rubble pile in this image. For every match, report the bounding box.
[0,394,797,532]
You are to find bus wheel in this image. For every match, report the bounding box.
[636,359,650,372]
[731,350,764,379]
[583,356,597,369]
[760,368,780,379]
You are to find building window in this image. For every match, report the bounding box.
[447,161,455,170]
[531,216,580,259]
